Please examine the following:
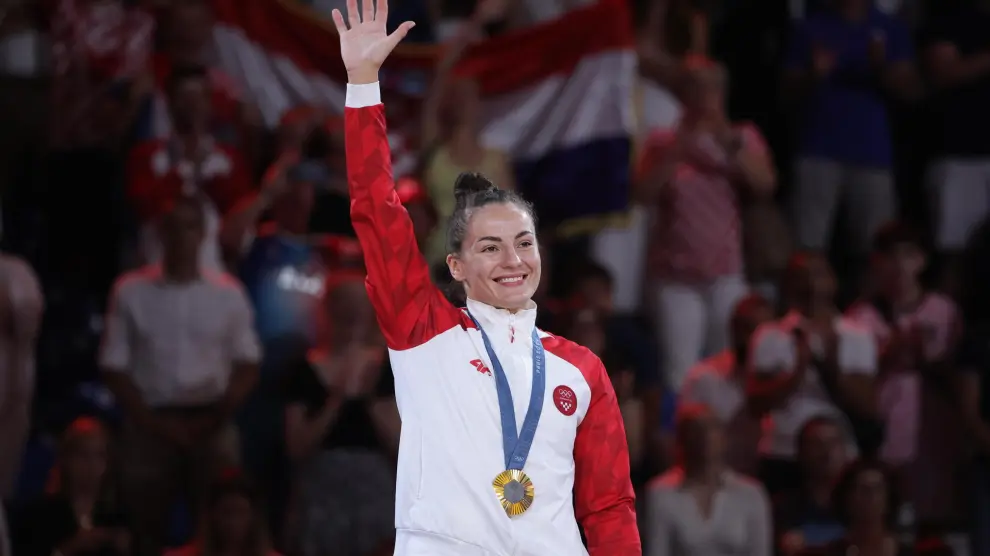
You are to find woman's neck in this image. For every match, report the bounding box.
[467,296,528,314]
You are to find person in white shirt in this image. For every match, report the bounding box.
[747,252,878,495]
[681,293,773,475]
[101,196,262,556]
[646,403,772,556]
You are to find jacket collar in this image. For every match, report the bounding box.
[465,297,538,345]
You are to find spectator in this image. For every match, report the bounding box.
[49,0,154,150]
[305,120,363,238]
[127,65,254,272]
[563,307,648,475]
[921,0,990,274]
[149,0,262,153]
[0,252,43,499]
[275,106,328,155]
[798,460,915,556]
[99,197,261,556]
[45,0,154,293]
[222,151,326,536]
[420,0,517,266]
[164,470,281,556]
[681,293,773,475]
[637,0,710,91]
[282,276,398,556]
[635,56,775,390]
[8,417,131,556]
[783,0,920,266]
[568,261,663,476]
[775,417,849,556]
[225,155,325,346]
[955,296,990,556]
[845,222,962,521]
[747,252,878,495]
[645,403,771,556]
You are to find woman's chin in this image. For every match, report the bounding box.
[492,289,537,311]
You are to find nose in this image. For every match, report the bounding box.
[500,245,523,267]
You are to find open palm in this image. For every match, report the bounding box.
[332,0,415,82]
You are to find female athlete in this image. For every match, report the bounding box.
[333,1,641,554]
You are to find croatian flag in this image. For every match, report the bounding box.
[454,0,636,231]
[211,0,636,230]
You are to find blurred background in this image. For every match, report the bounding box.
[1,0,990,554]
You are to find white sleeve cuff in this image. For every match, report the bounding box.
[345,82,382,108]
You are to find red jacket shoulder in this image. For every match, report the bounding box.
[541,332,608,387]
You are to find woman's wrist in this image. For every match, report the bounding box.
[347,69,379,85]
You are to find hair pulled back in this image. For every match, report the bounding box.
[445,172,535,255]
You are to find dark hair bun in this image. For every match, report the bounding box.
[453,172,498,204]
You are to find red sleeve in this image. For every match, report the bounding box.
[344,104,466,350]
[547,337,641,555]
[125,142,182,222]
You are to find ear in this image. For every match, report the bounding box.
[446,253,464,282]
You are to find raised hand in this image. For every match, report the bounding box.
[332,0,415,84]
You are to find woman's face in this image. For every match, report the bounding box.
[211,493,254,545]
[447,203,542,311]
[846,469,889,524]
[64,431,109,491]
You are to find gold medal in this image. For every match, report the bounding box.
[492,469,535,517]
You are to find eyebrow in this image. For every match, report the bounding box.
[477,231,534,244]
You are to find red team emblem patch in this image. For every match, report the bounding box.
[553,385,577,416]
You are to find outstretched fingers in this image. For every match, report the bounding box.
[385,20,416,49]
[331,9,348,33]
[376,0,389,23]
[362,0,374,24]
[346,0,360,28]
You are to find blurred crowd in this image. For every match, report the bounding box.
[1,0,990,555]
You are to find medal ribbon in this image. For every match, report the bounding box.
[468,314,546,471]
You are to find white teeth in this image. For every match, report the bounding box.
[497,276,524,284]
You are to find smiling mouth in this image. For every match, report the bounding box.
[495,275,527,285]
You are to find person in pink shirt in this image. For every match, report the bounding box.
[635,56,777,391]
[845,221,962,521]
